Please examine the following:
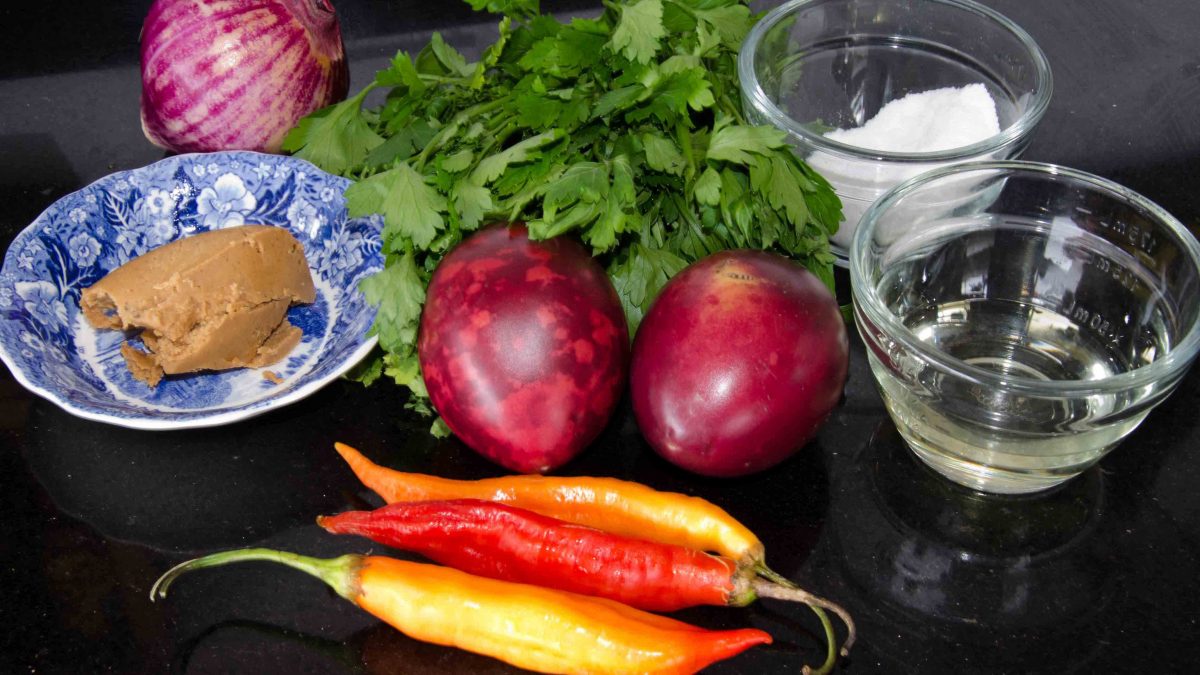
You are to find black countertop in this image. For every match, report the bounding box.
[3,1,1200,673]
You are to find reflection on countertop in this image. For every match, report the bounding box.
[828,422,1114,672]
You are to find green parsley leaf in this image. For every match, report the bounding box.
[609,242,688,331]
[593,84,646,119]
[375,52,426,93]
[454,181,494,230]
[517,29,606,77]
[543,161,607,219]
[609,0,665,65]
[463,0,539,22]
[381,352,435,416]
[589,192,626,251]
[642,133,686,175]
[359,250,426,355]
[611,153,636,202]
[429,416,452,438]
[430,33,474,77]
[440,149,475,173]
[694,20,721,56]
[342,348,384,385]
[347,163,447,249]
[753,154,810,226]
[706,122,788,165]
[281,88,382,174]
[693,3,755,49]
[694,166,721,205]
[661,68,715,113]
[471,129,564,184]
[516,92,564,129]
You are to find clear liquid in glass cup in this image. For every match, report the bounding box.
[851,162,1200,494]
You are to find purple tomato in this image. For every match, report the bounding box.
[418,224,628,473]
[630,250,848,477]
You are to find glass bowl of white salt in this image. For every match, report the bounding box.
[739,0,1053,264]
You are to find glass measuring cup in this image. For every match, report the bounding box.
[851,161,1200,493]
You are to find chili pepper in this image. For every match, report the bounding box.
[319,499,755,612]
[150,548,771,675]
[316,499,856,672]
[334,442,762,566]
[333,442,855,671]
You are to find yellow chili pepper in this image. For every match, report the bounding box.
[151,548,771,675]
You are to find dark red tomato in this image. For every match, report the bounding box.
[630,250,848,477]
[418,224,629,473]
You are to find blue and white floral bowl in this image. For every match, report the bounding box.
[0,151,382,429]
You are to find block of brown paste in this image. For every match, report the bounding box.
[81,225,316,387]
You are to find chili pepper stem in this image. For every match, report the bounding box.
[149,548,361,604]
[808,606,838,675]
[752,563,794,588]
[751,577,857,661]
[752,563,853,672]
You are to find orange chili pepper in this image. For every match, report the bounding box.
[335,442,761,564]
[334,441,855,670]
[151,548,771,675]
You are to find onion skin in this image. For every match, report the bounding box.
[630,250,848,477]
[418,224,629,474]
[140,0,350,154]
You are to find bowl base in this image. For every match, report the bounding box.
[904,440,1081,495]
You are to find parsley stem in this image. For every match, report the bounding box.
[502,179,545,223]
[675,121,696,181]
[413,98,507,170]
[716,90,745,125]
[350,82,378,106]
[671,192,702,232]
[417,74,471,84]
[480,119,518,158]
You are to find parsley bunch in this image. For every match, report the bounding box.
[284,0,841,408]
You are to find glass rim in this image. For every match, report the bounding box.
[849,159,1200,396]
[738,0,1055,163]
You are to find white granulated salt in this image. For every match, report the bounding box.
[808,83,1004,255]
[825,83,1000,152]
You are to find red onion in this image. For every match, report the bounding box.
[140,0,350,154]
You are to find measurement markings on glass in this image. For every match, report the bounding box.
[1077,207,1158,255]
[1082,249,1141,293]
[1061,296,1121,342]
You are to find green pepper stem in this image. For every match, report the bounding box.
[811,606,838,675]
[149,548,362,604]
[751,575,857,661]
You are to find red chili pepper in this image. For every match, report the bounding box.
[319,499,757,612]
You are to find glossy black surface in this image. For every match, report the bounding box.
[3,1,1200,673]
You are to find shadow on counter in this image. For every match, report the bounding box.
[826,421,1116,672]
[19,377,421,552]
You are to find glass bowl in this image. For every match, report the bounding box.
[739,0,1053,265]
[850,161,1200,494]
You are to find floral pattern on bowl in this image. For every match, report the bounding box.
[0,151,382,429]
